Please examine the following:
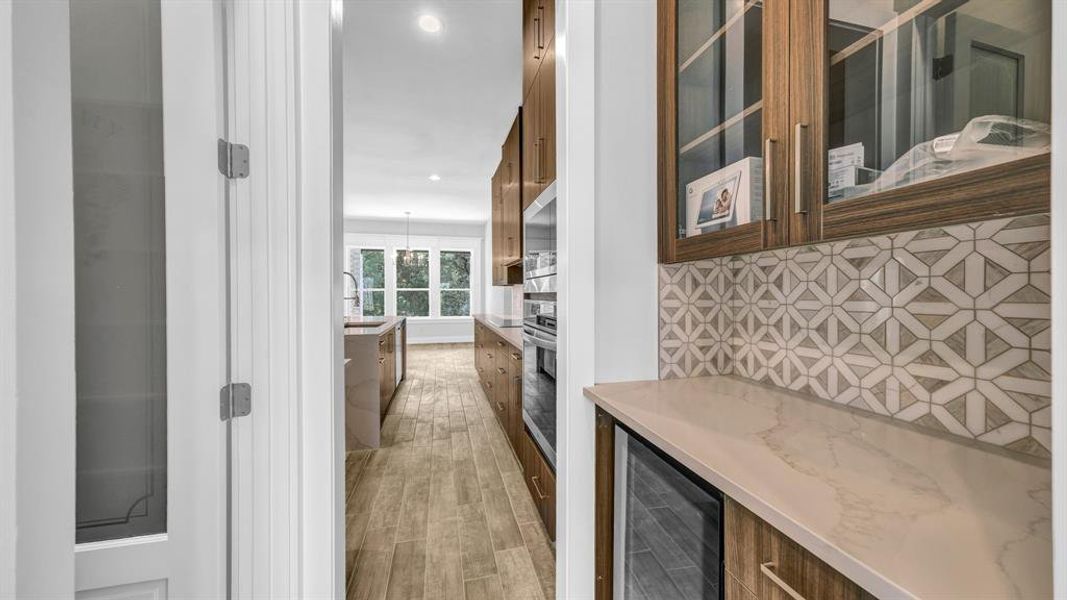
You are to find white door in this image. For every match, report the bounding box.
[70,0,230,597]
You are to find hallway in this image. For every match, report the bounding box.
[345,344,555,600]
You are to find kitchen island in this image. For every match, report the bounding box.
[344,316,406,450]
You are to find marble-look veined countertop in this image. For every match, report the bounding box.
[343,315,405,337]
[472,314,523,349]
[584,376,1051,599]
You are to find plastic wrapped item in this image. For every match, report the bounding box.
[838,115,1051,201]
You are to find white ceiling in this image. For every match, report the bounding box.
[343,0,521,223]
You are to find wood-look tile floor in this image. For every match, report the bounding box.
[346,343,555,600]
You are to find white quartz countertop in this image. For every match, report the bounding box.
[583,376,1051,599]
[472,314,523,349]
[343,315,405,337]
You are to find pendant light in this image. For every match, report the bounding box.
[399,211,426,269]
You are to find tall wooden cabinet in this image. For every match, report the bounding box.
[491,112,524,286]
[523,38,555,210]
[658,0,1052,263]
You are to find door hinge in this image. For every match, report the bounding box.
[217,138,250,179]
[220,382,252,421]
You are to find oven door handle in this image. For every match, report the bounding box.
[522,331,557,352]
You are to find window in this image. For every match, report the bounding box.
[440,250,472,317]
[343,235,480,319]
[345,247,385,317]
[395,249,430,317]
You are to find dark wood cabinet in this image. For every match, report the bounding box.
[523,39,555,211]
[507,348,523,450]
[491,112,524,286]
[658,0,1052,263]
[474,317,557,541]
[522,0,555,104]
[522,426,556,541]
[378,328,397,420]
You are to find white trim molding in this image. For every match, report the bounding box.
[556,1,598,598]
[296,0,345,598]
[0,2,17,595]
[1051,0,1066,594]
[7,0,78,596]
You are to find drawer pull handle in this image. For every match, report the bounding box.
[531,475,548,500]
[760,562,807,600]
[764,137,776,222]
[794,123,809,215]
[512,353,521,360]
[497,367,506,374]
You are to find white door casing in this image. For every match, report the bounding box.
[72,1,226,598]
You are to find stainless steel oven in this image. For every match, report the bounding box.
[523,191,556,294]
[522,303,556,468]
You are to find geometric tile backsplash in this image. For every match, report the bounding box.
[659,214,1052,458]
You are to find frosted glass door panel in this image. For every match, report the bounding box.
[71,0,167,544]
[826,0,1051,203]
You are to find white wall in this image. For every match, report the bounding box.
[0,2,16,596]
[483,219,524,317]
[555,1,598,598]
[8,1,77,596]
[1051,0,1065,594]
[594,0,658,383]
[345,217,486,239]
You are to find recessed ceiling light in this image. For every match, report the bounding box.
[417,14,442,33]
[428,173,441,181]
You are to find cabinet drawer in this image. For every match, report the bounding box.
[725,499,874,600]
[522,428,556,541]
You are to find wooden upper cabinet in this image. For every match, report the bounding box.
[502,112,523,265]
[522,0,555,101]
[523,39,556,210]
[491,111,524,286]
[659,0,1052,263]
[490,164,505,285]
[658,0,789,263]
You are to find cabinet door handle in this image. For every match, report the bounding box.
[531,475,548,500]
[497,367,506,374]
[538,137,546,183]
[764,137,776,222]
[537,5,545,50]
[512,352,521,360]
[533,16,541,59]
[533,138,541,184]
[760,562,807,600]
[794,123,809,215]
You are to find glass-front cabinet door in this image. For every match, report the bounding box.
[791,0,1052,243]
[659,0,790,262]
[660,0,1051,262]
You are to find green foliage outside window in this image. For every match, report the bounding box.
[440,251,471,289]
[362,290,385,317]
[397,290,429,317]
[396,250,429,288]
[361,249,385,289]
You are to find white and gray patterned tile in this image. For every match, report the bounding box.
[658,214,1052,458]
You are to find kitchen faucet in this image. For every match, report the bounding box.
[343,271,361,310]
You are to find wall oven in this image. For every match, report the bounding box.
[522,188,557,468]
[522,299,556,467]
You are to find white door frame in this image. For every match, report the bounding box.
[295,0,346,597]
[4,1,78,596]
